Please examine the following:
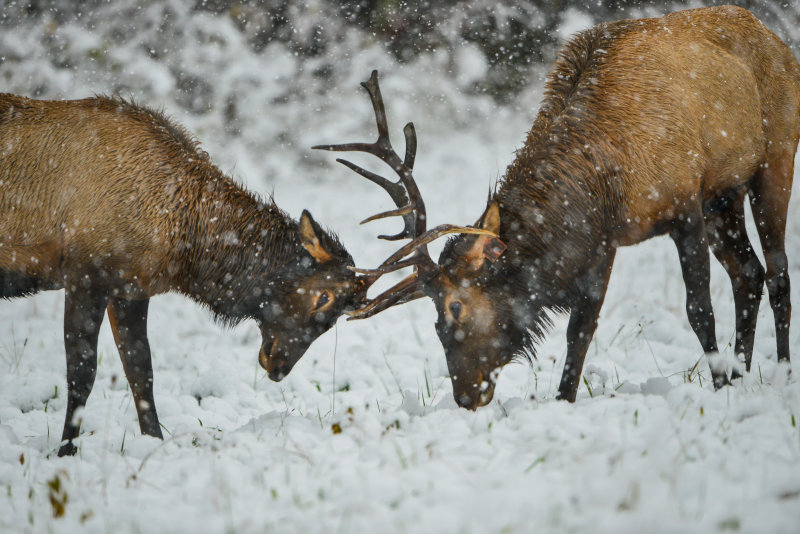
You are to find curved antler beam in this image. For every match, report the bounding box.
[314,70,497,319]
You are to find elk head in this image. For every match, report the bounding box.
[426,201,539,410]
[257,210,367,381]
[314,70,509,409]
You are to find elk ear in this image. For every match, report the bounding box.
[299,210,333,263]
[477,201,500,234]
[463,201,504,270]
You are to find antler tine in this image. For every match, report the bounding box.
[375,224,497,272]
[345,273,427,320]
[403,123,417,169]
[360,205,414,225]
[347,256,421,278]
[363,70,391,148]
[312,70,422,244]
[341,224,497,319]
[332,158,412,240]
[335,158,409,210]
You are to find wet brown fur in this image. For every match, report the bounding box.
[435,6,800,408]
[0,94,359,454]
[0,95,347,305]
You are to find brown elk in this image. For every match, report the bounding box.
[0,94,367,455]
[318,6,800,409]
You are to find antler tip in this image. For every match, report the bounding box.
[377,233,408,241]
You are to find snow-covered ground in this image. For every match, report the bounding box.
[1,4,800,533]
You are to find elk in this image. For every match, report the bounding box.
[0,94,366,456]
[317,6,800,409]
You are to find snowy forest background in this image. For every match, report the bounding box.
[2,1,800,533]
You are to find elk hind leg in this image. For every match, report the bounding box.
[749,153,794,370]
[107,297,162,439]
[704,192,765,377]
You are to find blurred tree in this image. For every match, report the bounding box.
[2,0,798,104]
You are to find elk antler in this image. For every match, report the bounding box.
[313,70,496,319]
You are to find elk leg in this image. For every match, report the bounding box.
[107,297,163,439]
[749,153,793,368]
[704,193,765,377]
[58,283,109,457]
[557,249,616,402]
[670,205,725,388]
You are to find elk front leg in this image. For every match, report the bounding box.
[670,206,725,388]
[107,297,163,439]
[557,249,615,402]
[58,283,109,457]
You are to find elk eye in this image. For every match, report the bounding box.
[313,290,332,311]
[449,301,463,321]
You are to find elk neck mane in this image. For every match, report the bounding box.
[179,171,347,326]
[176,177,305,324]
[492,23,626,300]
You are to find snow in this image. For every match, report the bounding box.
[1,4,800,534]
[556,8,595,41]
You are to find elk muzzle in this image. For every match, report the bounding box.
[449,364,499,410]
[258,337,284,381]
[258,331,315,382]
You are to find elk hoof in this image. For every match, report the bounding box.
[57,441,77,457]
[455,394,478,410]
[712,374,731,390]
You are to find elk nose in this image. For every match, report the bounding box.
[261,349,290,382]
[268,361,288,382]
[455,393,478,411]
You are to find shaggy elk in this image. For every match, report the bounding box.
[0,94,365,455]
[318,6,800,409]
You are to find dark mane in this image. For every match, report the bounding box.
[501,23,626,194]
[186,192,352,329]
[526,25,612,151]
[493,22,626,261]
